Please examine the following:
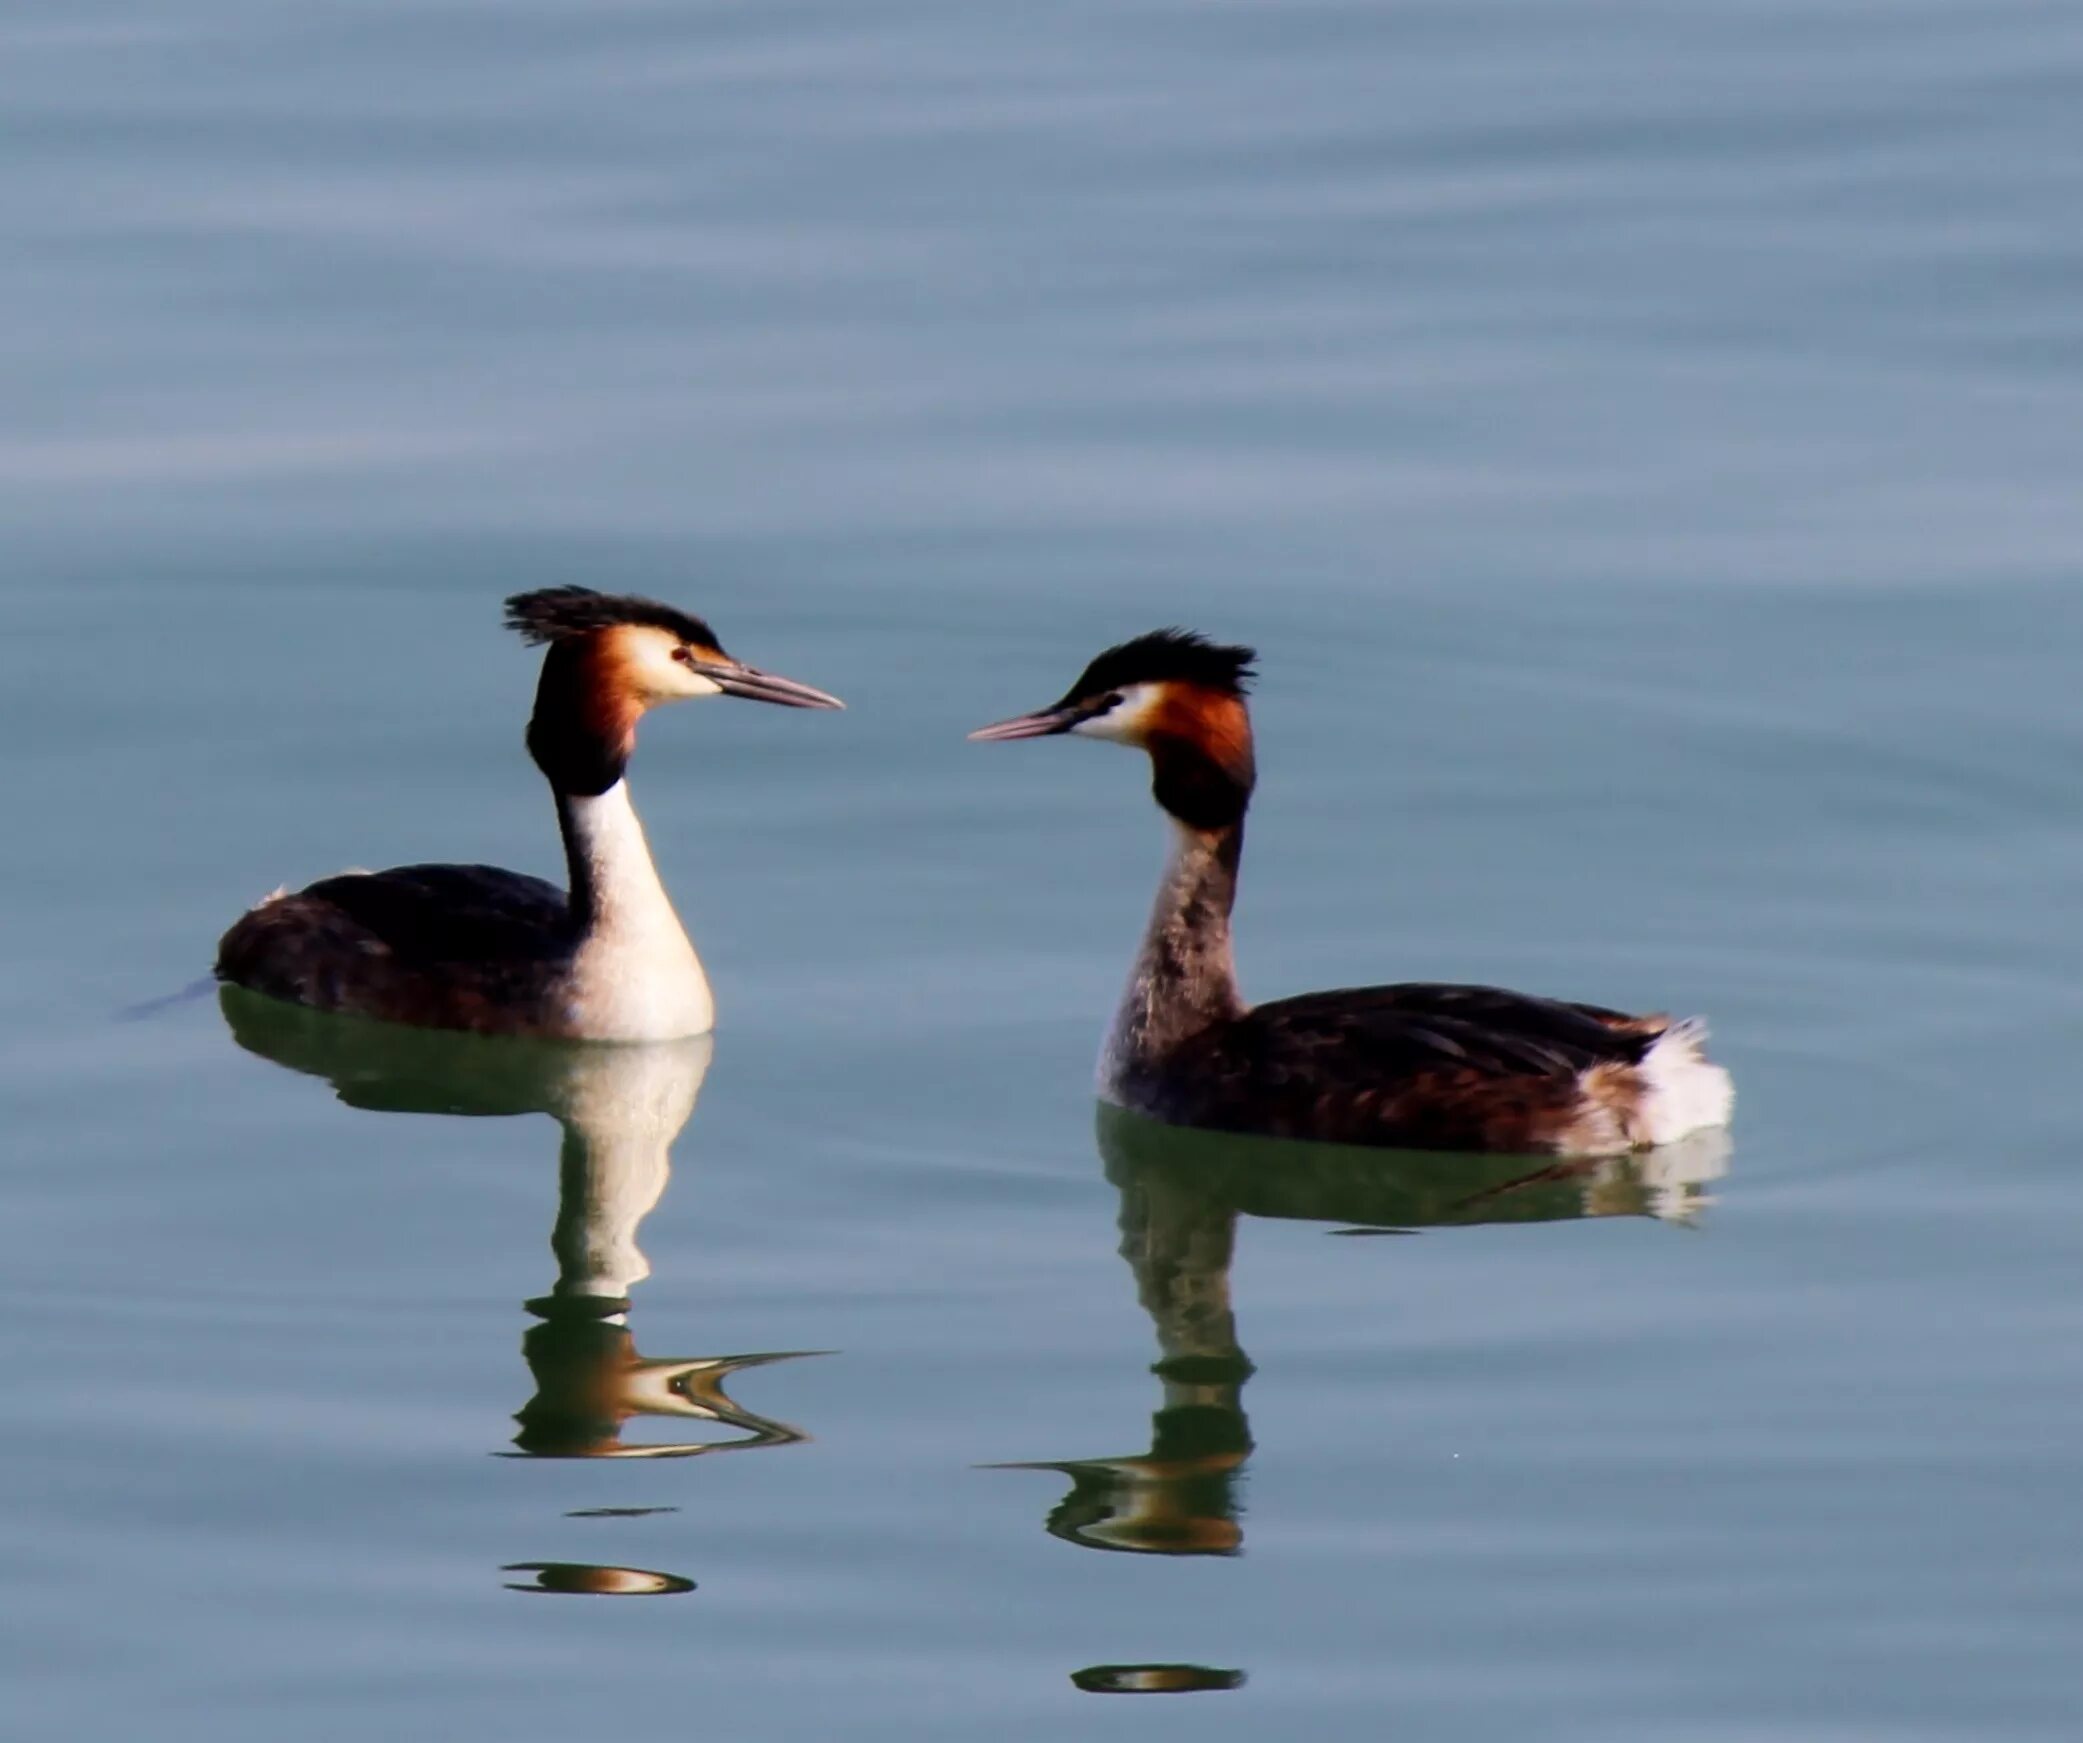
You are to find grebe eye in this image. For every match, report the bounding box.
[1102,691,1125,710]
[670,645,693,664]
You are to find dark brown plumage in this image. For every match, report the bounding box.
[216,865,576,1035]
[1118,983,1669,1153]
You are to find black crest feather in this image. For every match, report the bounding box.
[1065,628,1257,702]
[503,586,724,653]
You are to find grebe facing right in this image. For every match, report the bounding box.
[971,630,1733,1157]
[216,587,842,1041]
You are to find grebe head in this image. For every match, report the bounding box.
[506,587,843,795]
[970,628,1258,829]
[505,587,844,711]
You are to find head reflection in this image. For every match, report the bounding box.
[217,987,819,1583]
[1001,1105,1732,1559]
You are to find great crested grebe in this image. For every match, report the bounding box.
[216,587,842,1040]
[971,630,1734,1156]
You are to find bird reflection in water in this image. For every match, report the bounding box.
[1071,1664,1246,1695]
[219,987,820,1591]
[1003,1104,1732,1563]
[503,1562,696,1596]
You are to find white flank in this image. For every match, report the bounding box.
[1635,1019,1735,1147]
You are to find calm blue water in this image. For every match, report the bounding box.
[5,4,2082,1737]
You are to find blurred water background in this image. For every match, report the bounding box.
[3,3,2081,1737]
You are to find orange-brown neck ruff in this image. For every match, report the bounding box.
[527,634,647,797]
[1147,689,1255,836]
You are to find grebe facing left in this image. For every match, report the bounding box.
[216,587,842,1041]
[971,630,1733,1157]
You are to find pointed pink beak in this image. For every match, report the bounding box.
[694,660,846,710]
[967,705,1083,742]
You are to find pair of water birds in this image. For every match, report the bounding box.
[218,587,1734,1157]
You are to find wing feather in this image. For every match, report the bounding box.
[298,864,570,965]
[215,863,574,1031]
[1153,982,1667,1152]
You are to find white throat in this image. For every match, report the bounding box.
[560,781,715,1039]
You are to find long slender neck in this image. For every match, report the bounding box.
[1099,707,1256,1088]
[527,637,687,942]
[1104,818,1247,1079]
[555,781,683,939]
